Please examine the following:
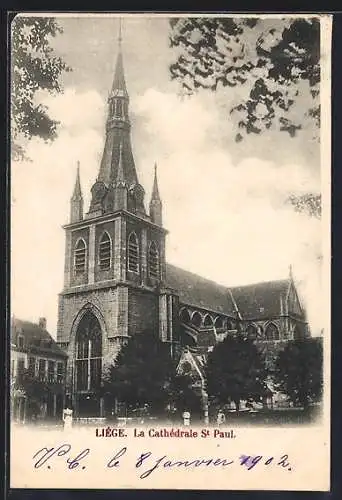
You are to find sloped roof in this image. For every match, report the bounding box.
[11,319,67,357]
[165,263,236,316]
[230,280,289,320]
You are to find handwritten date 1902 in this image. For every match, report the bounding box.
[32,444,294,478]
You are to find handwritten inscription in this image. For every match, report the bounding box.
[32,444,294,479]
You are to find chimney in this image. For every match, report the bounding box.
[38,317,47,330]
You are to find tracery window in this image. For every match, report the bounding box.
[128,232,140,273]
[75,311,102,392]
[148,241,159,278]
[180,308,191,324]
[203,314,213,327]
[265,323,280,341]
[74,239,86,274]
[214,317,224,329]
[99,232,111,270]
[191,311,202,327]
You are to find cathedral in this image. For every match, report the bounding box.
[56,37,309,417]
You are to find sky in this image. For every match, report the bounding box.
[11,14,327,336]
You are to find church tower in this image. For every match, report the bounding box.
[56,26,173,417]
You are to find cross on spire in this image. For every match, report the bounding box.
[118,17,122,45]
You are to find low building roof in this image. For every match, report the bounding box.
[11,318,67,357]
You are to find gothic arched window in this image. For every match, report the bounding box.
[74,238,86,274]
[203,314,213,327]
[128,232,140,273]
[214,317,224,329]
[148,241,159,278]
[180,308,191,324]
[99,232,111,270]
[246,324,257,340]
[191,311,202,328]
[265,323,280,341]
[75,311,102,392]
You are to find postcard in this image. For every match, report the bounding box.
[10,12,331,491]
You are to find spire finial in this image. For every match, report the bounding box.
[289,264,293,281]
[118,17,122,45]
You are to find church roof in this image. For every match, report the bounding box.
[229,280,289,320]
[165,263,237,316]
[165,264,291,320]
[11,318,67,357]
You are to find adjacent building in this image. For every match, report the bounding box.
[11,317,67,423]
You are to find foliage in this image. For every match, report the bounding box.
[205,334,267,410]
[286,192,321,219]
[104,330,177,416]
[11,16,71,160]
[15,369,50,417]
[168,373,203,416]
[274,338,323,407]
[169,17,320,141]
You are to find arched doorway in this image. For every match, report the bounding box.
[74,310,103,417]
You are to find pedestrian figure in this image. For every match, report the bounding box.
[217,409,226,426]
[182,409,191,426]
[63,407,73,431]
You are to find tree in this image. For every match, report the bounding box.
[16,369,50,418]
[205,334,267,411]
[169,17,320,141]
[274,338,323,408]
[104,330,176,416]
[11,16,71,160]
[168,373,203,417]
[286,192,321,219]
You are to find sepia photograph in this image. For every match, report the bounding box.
[10,12,331,490]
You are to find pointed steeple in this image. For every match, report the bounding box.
[72,161,82,200]
[111,22,128,98]
[149,162,162,225]
[151,163,161,201]
[96,18,143,214]
[70,161,83,222]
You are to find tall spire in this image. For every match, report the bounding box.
[151,163,161,201]
[94,19,145,216]
[149,162,162,225]
[72,161,82,200]
[70,161,83,222]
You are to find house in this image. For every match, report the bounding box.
[11,317,67,423]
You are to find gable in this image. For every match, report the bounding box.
[287,281,304,316]
[230,280,289,320]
